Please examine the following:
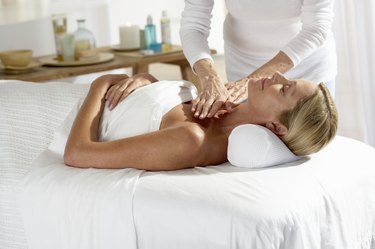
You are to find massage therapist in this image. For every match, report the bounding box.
[180,0,337,119]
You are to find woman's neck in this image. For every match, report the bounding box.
[214,103,265,133]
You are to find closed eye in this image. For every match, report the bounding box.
[280,84,288,93]
[280,84,290,94]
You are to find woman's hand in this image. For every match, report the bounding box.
[105,73,158,110]
[225,77,250,109]
[91,74,130,92]
[192,74,229,119]
[192,59,229,119]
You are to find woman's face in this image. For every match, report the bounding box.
[247,72,317,121]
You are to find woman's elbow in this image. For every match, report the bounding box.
[64,147,78,167]
[64,144,87,168]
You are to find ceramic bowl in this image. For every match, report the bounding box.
[78,48,99,60]
[0,50,33,68]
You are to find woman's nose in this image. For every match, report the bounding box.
[268,74,275,83]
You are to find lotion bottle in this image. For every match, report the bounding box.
[144,15,157,49]
[160,10,171,50]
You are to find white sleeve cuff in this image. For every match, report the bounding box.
[280,47,300,68]
[189,54,214,75]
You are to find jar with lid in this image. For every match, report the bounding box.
[74,19,96,60]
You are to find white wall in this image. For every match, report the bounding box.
[0,2,112,56]
[0,0,225,57]
[105,0,225,52]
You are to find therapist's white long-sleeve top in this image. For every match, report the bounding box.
[180,0,337,83]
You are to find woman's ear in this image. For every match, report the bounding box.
[265,121,288,138]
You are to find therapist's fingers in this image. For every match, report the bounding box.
[193,94,227,119]
[193,98,207,118]
[235,86,248,103]
[194,97,227,119]
[225,101,240,113]
[227,91,240,105]
[199,99,216,119]
[191,96,200,112]
[207,100,226,118]
[226,82,248,104]
[193,90,213,118]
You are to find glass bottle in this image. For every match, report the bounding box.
[144,15,157,50]
[160,10,171,52]
[74,19,96,60]
[160,10,171,44]
[52,14,67,61]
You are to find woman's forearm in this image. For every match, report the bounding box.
[249,51,294,78]
[67,83,107,147]
[180,0,214,69]
[64,81,112,167]
[225,52,293,104]
[66,75,127,151]
[193,58,223,89]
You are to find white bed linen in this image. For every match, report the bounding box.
[2,80,375,249]
[133,136,375,249]
[18,149,142,249]
[0,80,89,249]
[17,136,375,249]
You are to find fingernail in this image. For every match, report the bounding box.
[200,114,204,119]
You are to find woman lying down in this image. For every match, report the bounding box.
[64,72,338,171]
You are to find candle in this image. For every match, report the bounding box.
[119,23,140,50]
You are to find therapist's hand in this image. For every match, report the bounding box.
[105,73,158,110]
[225,77,250,107]
[192,59,230,119]
[192,74,229,119]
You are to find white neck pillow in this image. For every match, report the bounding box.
[227,124,300,168]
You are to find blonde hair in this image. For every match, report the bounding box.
[279,83,338,156]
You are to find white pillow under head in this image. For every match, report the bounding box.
[228,124,300,168]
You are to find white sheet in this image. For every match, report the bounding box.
[18,149,143,249]
[133,136,375,248]
[18,136,375,249]
[0,80,89,248]
[4,79,374,249]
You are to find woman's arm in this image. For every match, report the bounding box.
[64,74,127,153]
[225,51,293,104]
[180,0,215,72]
[180,0,229,119]
[280,0,334,67]
[105,72,158,110]
[64,123,207,171]
[248,51,294,79]
[248,0,333,77]
[226,0,334,103]
[64,74,209,171]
